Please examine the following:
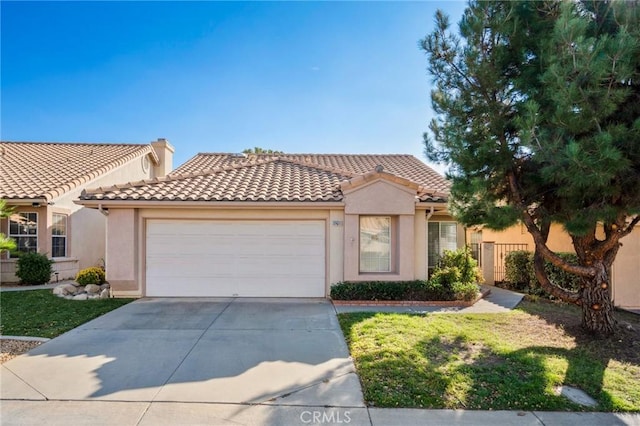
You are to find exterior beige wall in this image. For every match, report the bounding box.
[467,222,575,253]
[106,208,139,295]
[612,226,640,308]
[344,180,416,215]
[342,180,417,282]
[329,209,345,285]
[414,209,427,280]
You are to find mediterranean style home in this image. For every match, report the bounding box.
[0,139,174,283]
[76,153,465,298]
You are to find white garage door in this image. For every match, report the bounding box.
[145,220,326,297]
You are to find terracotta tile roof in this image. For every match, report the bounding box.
[81,158,351,202]
[173,153,450,194]
[0,141,158,201]
[80,153,449,203]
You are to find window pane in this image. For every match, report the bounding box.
[360,216,391,272]
[9,213,38,236]
[428,222,440,268]
[16,237,37,253]
[52,236,66,258]
[428,222,458,270]
[440,222,458,252]
[52,214,67,236]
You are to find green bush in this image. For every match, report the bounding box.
[452,281,481,301]
[75,267,106,285]
[15,252,53,285]
[329,248,481,302]
[503,251,582,297]
[330,280,428,301]
[504,250,533,291]
[437,247,482,284]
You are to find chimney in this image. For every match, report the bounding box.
[150,138,175,177]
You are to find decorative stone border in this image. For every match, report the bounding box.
[331,287,491,307]
[52,282,111,300]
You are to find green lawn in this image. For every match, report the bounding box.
[338,300,640,412]
[0,290,133,338]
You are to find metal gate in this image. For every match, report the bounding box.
[494,243,528,282]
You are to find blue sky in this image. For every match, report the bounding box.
[1,1,467,170]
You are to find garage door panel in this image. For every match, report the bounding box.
[146,220,326,297]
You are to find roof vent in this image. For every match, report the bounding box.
[230,153,247,158]
[375,164,384,172]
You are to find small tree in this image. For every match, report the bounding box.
[422,0,640,335]
[242,147,283,154]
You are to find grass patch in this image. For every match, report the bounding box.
[339,300,640,411]
[0,290,133,338]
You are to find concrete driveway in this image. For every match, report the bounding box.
[1,298,364,408]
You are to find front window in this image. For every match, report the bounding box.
[360,216,391,273]
[428,221,457,272]
[9,212,38,256]
[52,214,67,258]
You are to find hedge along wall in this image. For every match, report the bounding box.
[504,251,582,296]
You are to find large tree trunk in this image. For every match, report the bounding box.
[580,264,617,335]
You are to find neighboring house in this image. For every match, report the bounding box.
[0,139,174,283]
[76,153,465,298]
[468,222,640,309]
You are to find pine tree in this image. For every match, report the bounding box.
[422,0,640,335]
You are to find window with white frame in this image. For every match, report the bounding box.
[428,221,458,271]
[359,216,391,273]
[52,213,67,258]
[9,212,38,256]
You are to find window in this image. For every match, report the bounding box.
[9,212,38,255]
[52,214,67,258]
[360,216,391,273]
[469,231,483,266]
[428,221,458,271]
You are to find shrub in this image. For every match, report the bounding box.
[531,252,582,295]
[329,281,428,301]
[504,251,582,297]
[452,281,480,301]
[437,247,482,284]
[76,267,106,285]
[504,250,533,291]
[15,252,53,285]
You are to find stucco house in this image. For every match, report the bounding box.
[76,153,465,298]
[0,139,174,283]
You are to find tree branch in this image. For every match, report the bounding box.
[506,171,596,278]
[533,250,581,304]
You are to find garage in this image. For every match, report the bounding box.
[145,219,326,297]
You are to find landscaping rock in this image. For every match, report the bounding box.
[554,385,598,407]
[99,288,110,299]
[85,284,101,294]
[74,286,85,294]
[87,294,99,300]
[53,283,79,296]
[100,283,110,291]
[72,294,88,301]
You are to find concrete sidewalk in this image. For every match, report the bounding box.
[1,401,638,425]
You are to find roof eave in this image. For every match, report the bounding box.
[74,199,346,209]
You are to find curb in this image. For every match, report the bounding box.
[0,336,51,342]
